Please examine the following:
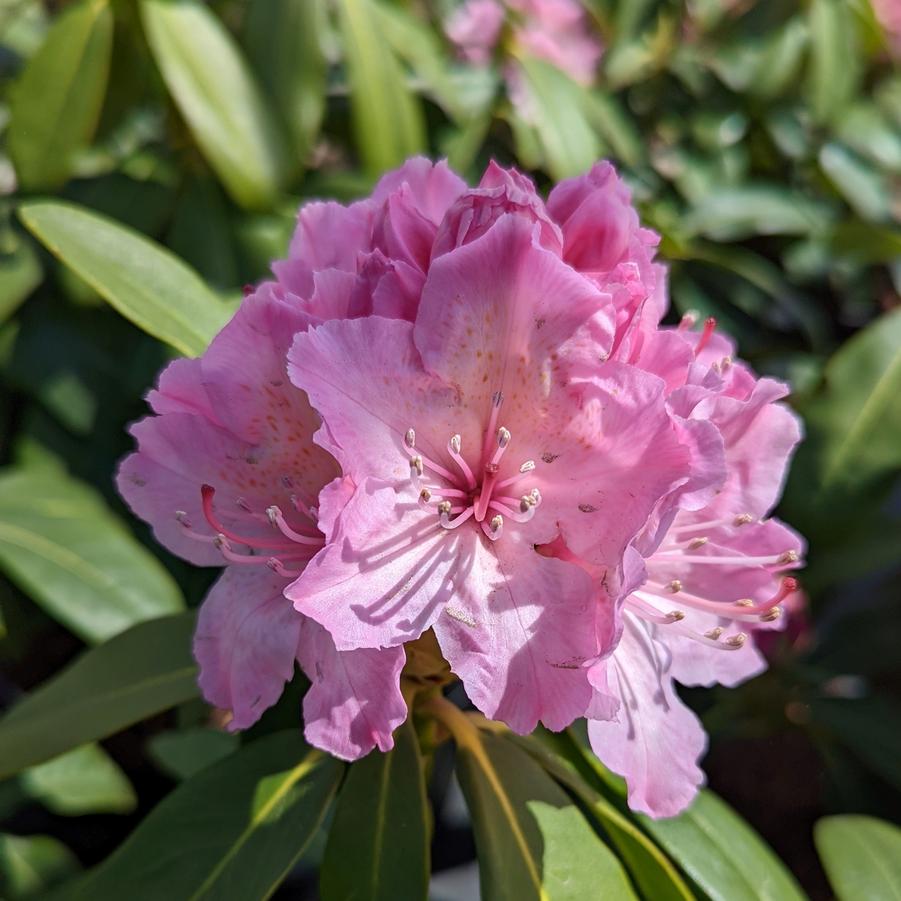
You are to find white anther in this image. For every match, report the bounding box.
[725,633,747,648]
[437,500,452,515]
[688,536,708,549]
[530,488,542,506]
[704,627,724,641]
[520,460,536,473]
[668,580,682,593]
[404,428,416,449]
[175,510,190,526]
[778,550,799,564]
[213,533,229,550]
[734,513,754,526]
[734,598,754,607]
[520,495,534,513]
[419,488,432,506]
[490,514,503,532]
[668,610,686,622]
[449,434,462,455]
[410,455,424,477]
[497,427,511,448]
[760,606,783,623]
[266,505,279,526]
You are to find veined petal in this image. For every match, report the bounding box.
[193,568,302,731]
[297,620,407,759]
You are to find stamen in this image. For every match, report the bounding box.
[419,488,433,507]
[290,494,319,523]
[267,558,304,578]
[201,485,299,550]
[266,506,322,545]
[448,434,477,489]
[704,627,724,641]
[481,514,504,541]
[440,506,475,530]
[688,536,708,549]
[652,550,798,566]
[678,311,698,332]
[496,460,537,491]
[695,316,716,355]
[668,580,682,593]
[482,391,504,461]
[405,428,416,449]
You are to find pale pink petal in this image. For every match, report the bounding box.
[297,619,407,759]
[587,615,707,817]
[287,479,474,650]
[193,568,302,730]
[372,157,468,224]
[433,537,599,733]
[147,357,219,423]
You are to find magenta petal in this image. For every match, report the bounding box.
[193,568,302,731]
[297,619,407,760]
[587,615,707,817]
[433,538,598,733]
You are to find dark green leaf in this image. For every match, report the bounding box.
[0,238,41,324]
[0,834,80,900]
[819,142,892,222]
[71,734,342,901]
[19,200,228,356]
[7,0,113,190]
[0,466,183,643]
[335,0,426,175]
[815,815,901,901]
[147,728,240,781]
[321,718,430,901]
[244,0,327,170]
[141,0,288,209]
[0,613,197,778]
[807,0,861,125]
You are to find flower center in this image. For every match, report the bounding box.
[174,482,324,577]
[401,392,541,542]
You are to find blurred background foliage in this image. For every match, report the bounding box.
[0,0,899,898]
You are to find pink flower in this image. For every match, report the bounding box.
[286,201,694,735]
[117,159,466,759]
[445,0,505,65]
[585,315,805,817]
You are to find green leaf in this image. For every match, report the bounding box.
[815,816,901,901]
[7,0,113,190]
[0,834,80,900]
[642,790,806,901]
[140,0,288,210]
[0,238,41,324]
[0,466,183,643]
[435,704,636,901]
[21,744,136,816]
[19,200,228,356]
[321,718,430,901]
[829,220,901,264]
[807,0,861,125]
[71,734,342,901]
[684,185,829,241]
[0,613,197,778]
[513,734,696,901]
[515,56,602,180]
[819,142,892,222]
[244,0,327,170]
[147,728,240,781]
[335,0,426,176]
[802,307,901,501]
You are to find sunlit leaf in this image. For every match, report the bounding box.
[19,200,228,356]
[0,834,79,900]
[321,718,430,901]
[7,0,113,190]
[0,466,183,643]
[0,613,197,778]
[815,815,901,901]
[807,0,861,125]
[141,0,288,209]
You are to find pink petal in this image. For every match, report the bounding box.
[193,568,302,730]
[297,619,407,759]
[587,614,707,817]
[372,157,467,224]
[287,478,473,650]
[433,537,598,733]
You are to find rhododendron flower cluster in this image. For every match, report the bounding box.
[119,157,803,817]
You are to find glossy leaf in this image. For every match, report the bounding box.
[21,744,136,816]
[515,56,601,180]
[335,0,426,176]
[513,734,695,901]
[321,717,430,901]
[7,0,113,190]
[802,307,901,501]
[435,704,636,901]
[0,466,183,643]
[642,790,805,901]
[148,728,240,781]
[243,0,327,170]
[815,815,901,901]
[0,238,41,324]
[0,613,197,778]
[141,0,288,209]
[70,734,342,901]
[19,200,228,356]
[0,834,80,900]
